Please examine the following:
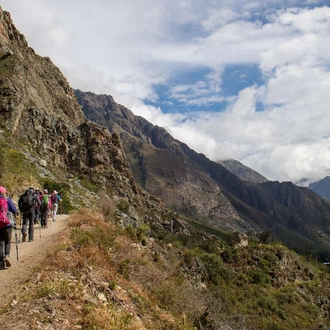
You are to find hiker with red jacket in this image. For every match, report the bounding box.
[0,186,18,267]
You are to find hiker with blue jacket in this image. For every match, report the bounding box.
[18,187,41,242]
[0,186,18,267]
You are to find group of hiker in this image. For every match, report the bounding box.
[0,186,62,268]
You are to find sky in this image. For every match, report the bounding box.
[2,0,330,185]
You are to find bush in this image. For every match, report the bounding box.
[200,252,232,285]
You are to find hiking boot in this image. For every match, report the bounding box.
[22,233,27,242]
[5,256,11,267]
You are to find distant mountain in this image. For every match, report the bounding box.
[76,90,330,261]
[309,176,330,199]
[218,159,268,183]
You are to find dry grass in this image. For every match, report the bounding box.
[3,207,329,330]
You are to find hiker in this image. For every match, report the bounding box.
[50,190,61,221]
[34,188,42,225]
[0,186,18,267]
[40,189,51,228]
[18,188,41,242]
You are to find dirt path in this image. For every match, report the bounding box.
[0,214,70,308]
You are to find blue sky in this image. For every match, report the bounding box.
[2,0,330,184]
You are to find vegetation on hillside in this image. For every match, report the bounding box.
[1,205,329,330]
[0,132,98,213]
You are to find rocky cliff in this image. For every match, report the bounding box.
[0,7,197,238]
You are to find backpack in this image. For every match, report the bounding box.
[0,197,10,225]
[21,193,34,210]
[51,194,57,204]
[42,194,49,206]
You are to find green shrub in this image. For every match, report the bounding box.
[200,252,231,285]
[117,199,130,213]
[70,228,94,247]
[248,268,270,284]
[79,178,101,193]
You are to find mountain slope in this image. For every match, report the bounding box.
[218,158,268,183]
[309,176,330,199]
[76,90,330,261]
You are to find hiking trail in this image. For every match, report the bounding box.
[0,214,70,308]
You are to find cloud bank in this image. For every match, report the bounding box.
[2,0,330,184]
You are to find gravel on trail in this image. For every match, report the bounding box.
[0,214,70,308]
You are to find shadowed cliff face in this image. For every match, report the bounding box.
[76,90,330,260]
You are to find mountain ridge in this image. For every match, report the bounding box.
[218,158,268,183]
[76,89,330,260]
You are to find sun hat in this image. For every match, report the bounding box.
[0,186,6,193]
[53,190,58,194]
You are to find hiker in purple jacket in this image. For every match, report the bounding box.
[0,186,18,267]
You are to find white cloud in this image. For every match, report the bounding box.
[1,0,330,184]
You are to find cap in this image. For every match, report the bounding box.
[44,189,48,193]
[0,186,7,193]
[53,190,58,194]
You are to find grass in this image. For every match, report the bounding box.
[0,144,41,194]
[1,206,330,330]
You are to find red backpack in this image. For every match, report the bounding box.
[0,197,9,226]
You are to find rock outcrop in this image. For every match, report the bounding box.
[0,7,136,195]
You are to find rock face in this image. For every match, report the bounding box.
[0,7,207,239]
[0,7,137,194]
[76,90,330,261]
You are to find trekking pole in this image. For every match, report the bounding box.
[0,241,4,269]
[15,226,19,261]
[19,213,22,243]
